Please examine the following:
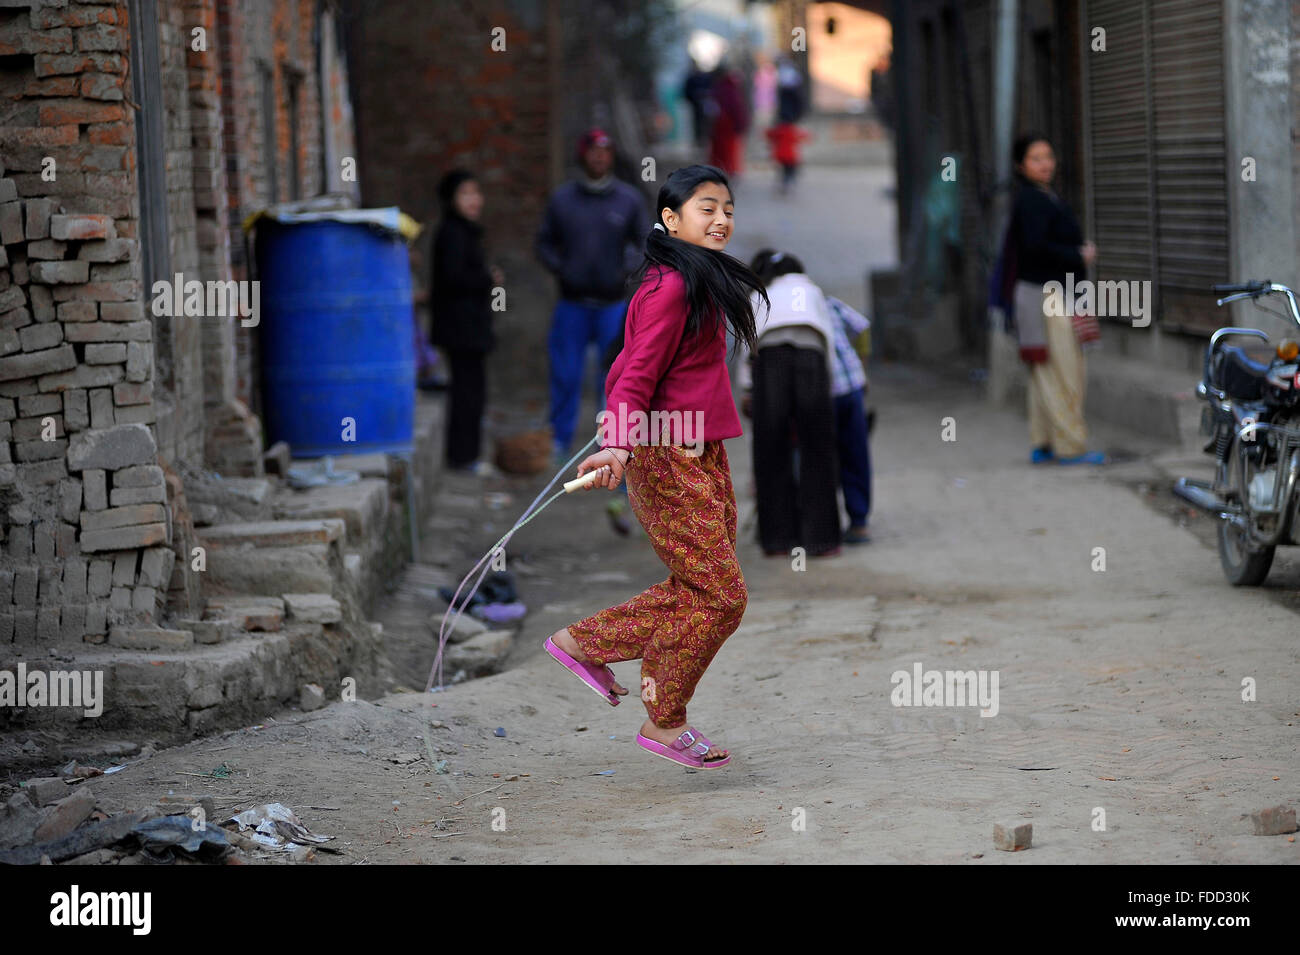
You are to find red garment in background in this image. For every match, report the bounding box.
[765,122,809,166]
[708,70,749,176]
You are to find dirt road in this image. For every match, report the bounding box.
[78,359,1300,864]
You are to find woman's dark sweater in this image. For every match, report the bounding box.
[430,212,494,352]
[1011,180,1084,285]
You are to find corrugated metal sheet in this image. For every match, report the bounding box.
[1082,0,1227,326]
[1083,0,1155,286]
[1151,0,1228,291]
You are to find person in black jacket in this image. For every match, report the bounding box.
[1009,133,1105,466]
[535,129,650,465]
[431,169,503,473]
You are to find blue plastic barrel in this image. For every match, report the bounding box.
[256,219,415,456]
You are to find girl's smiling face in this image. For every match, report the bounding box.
[662,181,733,250]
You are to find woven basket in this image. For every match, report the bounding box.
[494,428,553,475]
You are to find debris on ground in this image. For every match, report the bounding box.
[0,776,335,865]
[226,803,333,852]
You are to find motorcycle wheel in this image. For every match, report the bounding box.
[1217,441,1276,586]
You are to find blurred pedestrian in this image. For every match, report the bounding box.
[546,164,767,770]
[869,52,894,130]
[682,58,714,149]
[430,169,502,474]
[765,118,811,195]
[536,129,650,465]
[752,53,777,130]
[739,249,841,557]
[776,57,805,123]
[1007,132,1105,466]
[825,296,873,543]
[708,61,750,177]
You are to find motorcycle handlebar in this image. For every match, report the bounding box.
[1212,281,1271,294]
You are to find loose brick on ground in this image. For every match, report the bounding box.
[993,822,1032,851]
[1250,806,1298,836]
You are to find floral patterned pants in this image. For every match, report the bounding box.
[567,440,747,728]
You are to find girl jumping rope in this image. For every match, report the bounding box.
[544,164,767,769]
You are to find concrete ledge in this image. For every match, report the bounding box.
[204,542,336,597]
[0,619,387,742]
[1084,349,1201,448]
[988,326,1203,449]
[199,519,345,549]
[0,391,440,743]
[270,479,389,543]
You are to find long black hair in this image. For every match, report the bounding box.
[629,164,767,352]
[749,248,806,286]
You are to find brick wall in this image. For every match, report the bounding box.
[157,0,204,465]
[0,0,169,644]
[341,0,661,395]
[343,0,553,253]
[217,0,334,416]
[187,0,237,416]
[1,0,362,651]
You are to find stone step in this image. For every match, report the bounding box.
[0,618,387,739]
[202,595,285,632]
[199,519,345,549]
[270,478,389,544]
[204,543,336,597]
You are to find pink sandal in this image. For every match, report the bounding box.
[636,727,731,769]
[544,636,623,706]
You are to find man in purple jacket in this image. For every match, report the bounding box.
[536,129,651,464]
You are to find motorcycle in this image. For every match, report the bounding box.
[1174,281,1300,585]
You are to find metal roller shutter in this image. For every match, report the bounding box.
[1082,0,1155,286]
[1151,0,1228,330]
[1081,0,1227,331]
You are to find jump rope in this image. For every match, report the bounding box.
[424,432,625,691]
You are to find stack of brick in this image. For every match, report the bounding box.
[203,398,263,477]
[161,458,202,618]
[0,1,173,645]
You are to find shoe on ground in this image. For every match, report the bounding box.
[1030,446,1055,464]
[1057,450,1106,466]
[606,499,632,536]
[450,460,498,477]
[844,524,870,544]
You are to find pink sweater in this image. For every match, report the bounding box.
[601,266,743,451]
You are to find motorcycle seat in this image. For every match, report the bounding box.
[1213,345,1269,400]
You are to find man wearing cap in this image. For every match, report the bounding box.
[536,129,651,464]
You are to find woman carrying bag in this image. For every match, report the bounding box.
[1007,133,1105,466]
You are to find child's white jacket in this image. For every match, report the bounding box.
[737,272,836,389]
